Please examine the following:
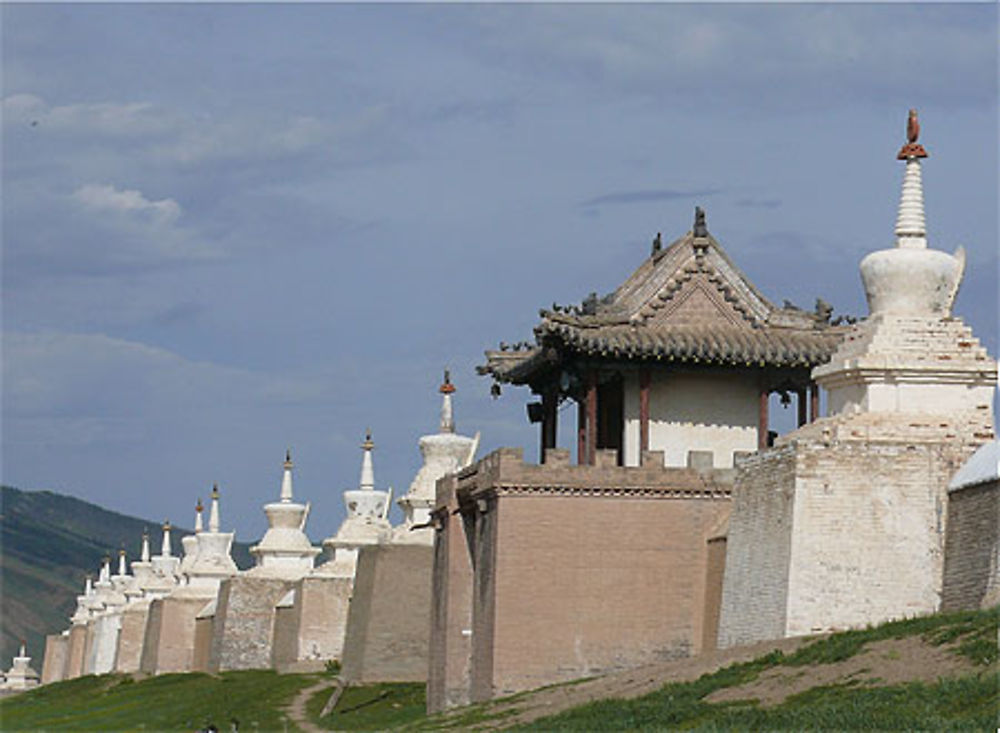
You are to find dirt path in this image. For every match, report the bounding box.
[285,677,339,733]
[461,636,811,730]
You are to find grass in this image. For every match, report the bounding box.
[308,681,426,731]
[3,607,995,731]
[515,607,999,732]
[0,670,320,731]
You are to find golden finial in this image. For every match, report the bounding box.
[211,483,220,500]
[439,369,456,394]
[362,428,374,451]
[284,448,293,468]
[162,520,171,531]
[196,497,203,512]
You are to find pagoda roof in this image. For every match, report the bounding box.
[480,220,847,386]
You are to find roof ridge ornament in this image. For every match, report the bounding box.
[693,206,708,238]
[439,370,456,434]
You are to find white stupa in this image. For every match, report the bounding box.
[146,522,181,594]
[320,430,392,576]
[178,499,204,580]
[249,450,321,577]
[813,108,996,426]
[392,371,479,545]
[183,484,238,587]
[1,642,39,691]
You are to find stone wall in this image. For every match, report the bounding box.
[41,634,68,685]
[432,447,732,705]
[209,575,291,672]
[719,420,980,647]
[115,602,151,673]
[717,447,796,648]
[942,480,999,610]
[64,625,86,680]
[427,473,474,714]
[141,594,212,674]
[340,543,434,683]
[192,615,213,672]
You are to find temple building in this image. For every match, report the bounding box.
[429,206,844,710]
[480,207,842,469]
[717,113,997,647]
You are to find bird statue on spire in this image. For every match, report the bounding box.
[897,108,928,159]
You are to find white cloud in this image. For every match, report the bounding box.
[2,94,177,137]
[72,183,181,226]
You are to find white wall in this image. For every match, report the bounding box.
[624,371,758,468]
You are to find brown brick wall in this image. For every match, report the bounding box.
[115,603,150,673]
[942,480,999,610]
[65,625,86,680]
[702,537,727,652]
[428,474,475,714]
[340,543,434,683]
[41,634,67,685]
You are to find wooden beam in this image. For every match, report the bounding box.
[797,389,807,427]
[586,370,598,465]
[758,388,769,452]
[577,399,586,465]
[541,390,557,463]
[639,368,651,453]
[809,384,820,422]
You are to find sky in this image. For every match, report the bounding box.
[2,3,997,549]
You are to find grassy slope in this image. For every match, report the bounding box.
[0,485,254,669]
[0,670,319,732]
[3,608,996,731]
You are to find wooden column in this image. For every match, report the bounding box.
[758,387,769,451]
[541,390,557,463]
[809,384,820,422]
[797,389,807,427]
[586,370,598,465]
[577,400,586,465]
[639,368,651,454]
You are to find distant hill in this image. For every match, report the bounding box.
[0,485,254,671]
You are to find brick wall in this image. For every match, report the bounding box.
[942,480,999,610]
[210,576,291,672]
[340,543,434,683]
[717,447,796,648]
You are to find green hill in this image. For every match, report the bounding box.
[0,485,253,671]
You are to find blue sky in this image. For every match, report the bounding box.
[2,3,997,547]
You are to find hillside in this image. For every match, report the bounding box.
[0,607,995,730]
[0,485,254,670]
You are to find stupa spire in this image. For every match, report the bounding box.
[141,529,150,562]
[99,555,111,584]
[194,498,204,533]
[439,370,456,434]
[117,548,127,576]
[18,640,26,659]
[280,449,294,502]
[161,521,173,557]
[84,574,93,595]
[209,484,221,532]
[894,109,929,250]
[360,429,375,491]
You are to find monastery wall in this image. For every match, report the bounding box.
[717,447,796,648]
[427,473,474,714]
[192,615,213,672]
[115,603,151,673]
[623,371,757,469]
[942,480,1000,611]
[209,576,291,672]
[436,447,732,703]
[64,625,86,680]
[140,595,209,674]
[40,634,67,685]
[340,543,434,683]
[279,575,354,669]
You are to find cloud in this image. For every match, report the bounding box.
[735,198,782,210]
[73,183,181,226]
[581,189,719,207]
[2,94,177,137]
